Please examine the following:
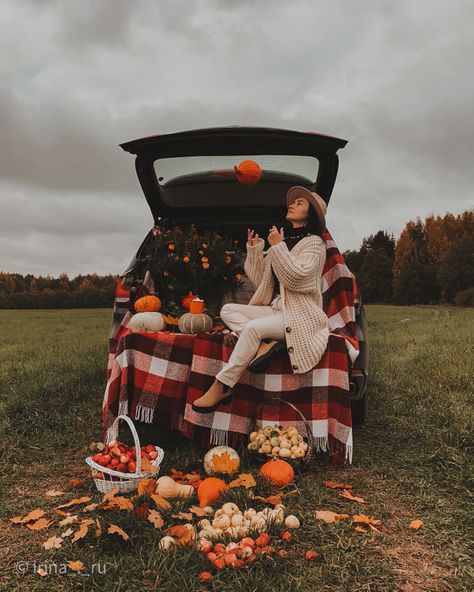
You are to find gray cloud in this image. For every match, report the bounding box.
[1,0,473,276]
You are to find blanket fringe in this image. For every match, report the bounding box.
[313,436,328,453]
[135,404,155,424]
[210,428,229,446]
[118,399,128,417]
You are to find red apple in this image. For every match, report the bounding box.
[255,533,271,548]
[120,453,130,464]
[305,550,319,561]
[110,446,122,458]
[110,458,120,467]
[127,461,136,473]
[116,463,128,473]
[147,451,158,460]
[145,444,155,453]
[199,572,213,582]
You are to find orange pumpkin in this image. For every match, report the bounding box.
[197,477,227,507]
[134,295,161,313]
[259,458,294,487]
[234,160,262,186]
[182,291,197,310]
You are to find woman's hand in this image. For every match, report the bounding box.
[268,225,284,246]
[247,229,263,247]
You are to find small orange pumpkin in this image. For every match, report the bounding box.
[134,295,161,313]
[234,160,262,186]
[197,477,227,507]
[182,291,197,310]
[259,458,294,487]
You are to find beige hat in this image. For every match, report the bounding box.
[286,186,327,232]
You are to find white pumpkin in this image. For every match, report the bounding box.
[203,446,240,476]
[178,312,213,334]
[129,312,165,333]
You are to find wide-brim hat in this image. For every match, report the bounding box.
[286,186,327,233]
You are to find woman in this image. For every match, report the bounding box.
[192,185,329,413]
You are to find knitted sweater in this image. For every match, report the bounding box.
[244,236,329,374]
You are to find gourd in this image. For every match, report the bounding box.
[155,476,194,499]
[285,515,300,529]
[203,446,240,476]
[234,160,262,185]
[134,295,162,313]
[159,536,176,550]
[178,312,213,334]
[259,458,295,487]
[129,312,165,333]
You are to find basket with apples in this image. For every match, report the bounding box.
[247,400,314,469]
[86,415,164,493]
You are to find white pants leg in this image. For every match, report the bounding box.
[216,299,286,388]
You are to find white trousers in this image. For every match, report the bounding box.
[216,296,286,388]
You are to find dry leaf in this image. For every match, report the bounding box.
[151,494,171,510]
[315,510,350,523]
[141,458,158,474]
[172,512,193,521]
[409,519,423,529]
[71,519,94,543]
[339,489,366,503]
[108,524,130,541]
[106,496,133,511]
[354,525,368,533]
[170,469,201,484]
[56,496,92,510]
[228,473,256,489]
[45,490,65,497]
[137,479,157,496]
[208,451,239,475]
[67,560,84,572]
[253,495,283,506]
[352,514,382,526]
[43,535,63,550]
[11,508,45,524]
[166,525,188,538]
[323,480,353,490]
[69,479,86,488]
[188,505,210,517]
[95,518,102,538]
[27,518,54,531]
[59,515,78,526]
[148,510,165,528]
[83,503,99,513]
[102,488,119,502]
[61,528,75,538]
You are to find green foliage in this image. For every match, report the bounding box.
[358,248,393,303]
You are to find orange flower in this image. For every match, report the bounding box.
[183,256,190,263]
[235,274,242,281]
[225,256,231,264]
[201,243,208,248]
[168,244,175,251]
[202,263,210,269]
[201,257,208,263]
[163,271,169,277]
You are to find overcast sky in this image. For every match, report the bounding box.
[1,0,473,277]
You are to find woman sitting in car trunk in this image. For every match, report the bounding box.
[192,185,329,413]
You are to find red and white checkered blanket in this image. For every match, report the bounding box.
[103,229,359,464]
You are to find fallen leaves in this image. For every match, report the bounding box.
[323,480,353,490]
[228,473,256,490]
[339,489,366,503]
[45,490,65,498]
[71,519,94,543]
[150,493,171,510]
[148,510,165,528]
[141,457,158,475]
[107,524,130,542]
[67,560,84,572]
[56,497,92,510]
[315,510,350,523]
[59,515,78,526]
[137,479,157,496]
[209,451,240,475]
[172,511,193,521]
[105,496,134,511]
[10,509,45,524]
[42,535,63,550]
[409,519,423,529]
[26,518,54,531]
[352,514,382,534]
[69,478,86,489]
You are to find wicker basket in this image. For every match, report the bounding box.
[85,415,164,493]
[247,398,314,470]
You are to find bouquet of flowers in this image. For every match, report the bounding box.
[144,224,245,318]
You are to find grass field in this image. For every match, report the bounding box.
[0,306,472,592]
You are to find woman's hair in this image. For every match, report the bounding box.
[303,206,325,237]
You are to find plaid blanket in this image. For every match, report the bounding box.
[103,229,359,464]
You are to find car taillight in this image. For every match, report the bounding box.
[115,279,130,299]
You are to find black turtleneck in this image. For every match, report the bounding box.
[271,225,313,297]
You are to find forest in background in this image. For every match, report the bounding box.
[1,209,472,308]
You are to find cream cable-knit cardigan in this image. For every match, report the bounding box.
[244,236,329,374]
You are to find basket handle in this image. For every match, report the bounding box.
[253,398,314,448]
[107,414,142,477]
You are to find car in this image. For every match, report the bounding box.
[108,126,369,424]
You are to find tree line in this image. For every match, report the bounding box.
[0,273,117,309]
[1,209,472,308]
[343,209,473,306]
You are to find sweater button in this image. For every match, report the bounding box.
[285,326,292,333]
[292,363,299,370]
[287,346,294,353]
